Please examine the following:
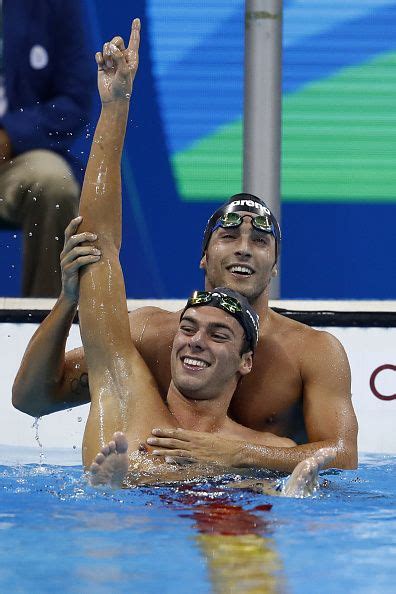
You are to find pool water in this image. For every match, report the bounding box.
[0,452,395,593]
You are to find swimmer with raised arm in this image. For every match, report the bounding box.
[77,19,335,494]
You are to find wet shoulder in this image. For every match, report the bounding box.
[269,309,347,365]
[128,306,181,346]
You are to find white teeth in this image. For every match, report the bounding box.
[230,265,253,275]
[183,357,209,368]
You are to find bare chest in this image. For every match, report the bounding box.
[229,345,304,435]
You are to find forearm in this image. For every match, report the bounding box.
[78,100,129,250]
[236,438,357,472]
[12,295,78,416]
[78,98,133,361]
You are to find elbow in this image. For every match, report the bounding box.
[341,452,358,470]
[335,440,358,470]
[12,381,42,418]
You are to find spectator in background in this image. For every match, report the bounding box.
[0,0,95,296]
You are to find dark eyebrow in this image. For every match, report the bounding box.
[180,315,235,337]
[207,322,235,337]
[180,315,198,325]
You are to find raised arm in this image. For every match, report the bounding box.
[11,23,140,419]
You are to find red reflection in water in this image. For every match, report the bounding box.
[160,490,273,536]
[193,501,272,536]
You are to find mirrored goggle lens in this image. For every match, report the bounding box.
[187,291,212,305]
[251,215,273,232]
[218,213,273,233]
[218,295,242,313]
[219,212,242,227]
[187,291,242,314]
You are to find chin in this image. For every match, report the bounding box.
[174,374,209,397]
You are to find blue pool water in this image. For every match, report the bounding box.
[0,452,395,593]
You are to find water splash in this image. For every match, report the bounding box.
[32,417,46,467]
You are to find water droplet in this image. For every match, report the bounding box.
[28,232,32,237]
[55,236,59,241]
[19,107,24,112]
[13,234,16,238]
[55,204,60,208]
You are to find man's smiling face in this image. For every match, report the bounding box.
[171,306,252,401]
[200,211,277,302]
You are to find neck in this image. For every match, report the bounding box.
[249,287,270,317]
[166,381,234,432]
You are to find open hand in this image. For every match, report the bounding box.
[60,216,100,304]
[147,427,242,468]
[95,18,141,104]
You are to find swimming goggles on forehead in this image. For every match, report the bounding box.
[212,212,274,234]
[186,291,242,314]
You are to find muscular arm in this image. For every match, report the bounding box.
[148,331,358,472]
[239,331,357,471]
[12,297,90,417]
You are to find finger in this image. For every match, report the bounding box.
[95,52,104,71]
[110,36,126,52]
[63,254,101,274]
[147,437,189,449]
[127,18,141,51]
[64,231,98,252]
[109,42,128,71]
[152,449,190,458]
[151,428,191,441]
[165,456,195,466]
[103,42,114,69]
[64,216,83,243]
[61,245,101,265]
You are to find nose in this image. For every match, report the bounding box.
[189,330,206,351]
[234,231,252,259]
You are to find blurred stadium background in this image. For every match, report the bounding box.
[1,0,395,298]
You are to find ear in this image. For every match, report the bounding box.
[239,351,253,376]
[199,253,207,270]
[271,264,278,277]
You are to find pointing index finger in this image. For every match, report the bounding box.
[127,18,141,51]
